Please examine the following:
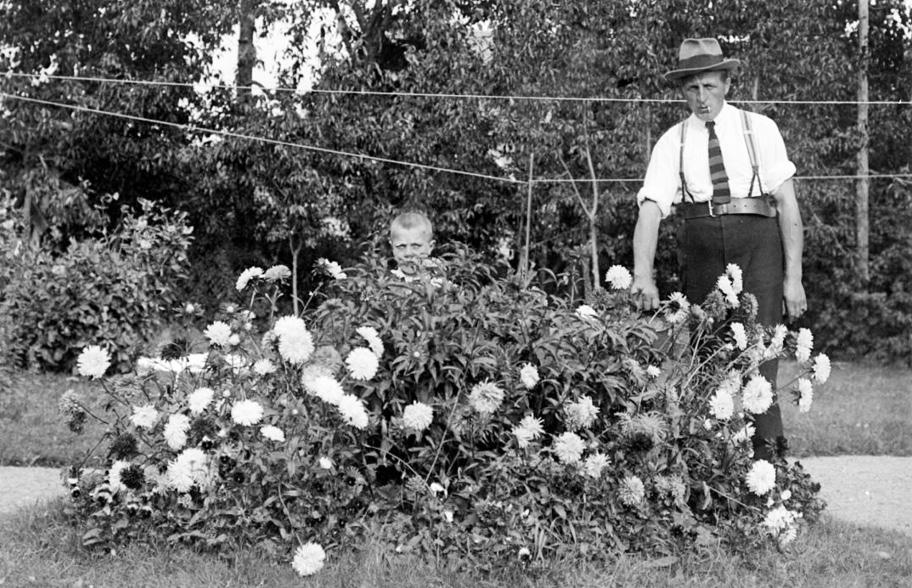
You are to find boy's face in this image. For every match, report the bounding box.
[390,226,434,275]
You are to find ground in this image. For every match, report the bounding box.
[2,457,911,537]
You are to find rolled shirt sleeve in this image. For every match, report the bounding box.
[754,115,797,194]
[636,124,683,219]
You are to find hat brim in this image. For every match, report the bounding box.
[664,59,741,82]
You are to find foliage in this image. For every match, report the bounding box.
[0,199,192,372]
[62,256,826,575]
[3,0,911,358]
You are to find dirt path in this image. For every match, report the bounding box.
[2,458,911,537]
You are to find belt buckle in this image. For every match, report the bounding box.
[707,202,716,218]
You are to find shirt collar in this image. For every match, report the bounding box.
[687,101,737,130]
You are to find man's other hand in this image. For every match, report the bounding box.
[631,277,660,311]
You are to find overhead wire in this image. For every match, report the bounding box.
[3,88,912,185]
[3,71,912,106]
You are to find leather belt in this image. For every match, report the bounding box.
[679,197,777,219]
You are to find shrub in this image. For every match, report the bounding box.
[61,253,826,577]
[0,199,192,372]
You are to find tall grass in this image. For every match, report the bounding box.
[1,499,911,588]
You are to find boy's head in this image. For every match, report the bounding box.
[389,212,434,276]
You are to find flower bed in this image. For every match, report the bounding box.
[61,251,826,576]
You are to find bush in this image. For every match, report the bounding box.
[0,199,192,372]
[61,253,826,577]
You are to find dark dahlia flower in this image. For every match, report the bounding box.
[109,433,139,459]
[120,464,145,490]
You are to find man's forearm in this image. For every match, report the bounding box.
[633,201,662,281]
[774,180,803,280]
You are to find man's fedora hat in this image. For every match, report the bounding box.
[664,38,740,81]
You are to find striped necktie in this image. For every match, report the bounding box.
[706,121,731,204]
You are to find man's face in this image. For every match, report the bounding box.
[390,226,434,275]
[681,71,730,122]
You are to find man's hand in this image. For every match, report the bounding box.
[631,276,660,311]
[783,276,807,320]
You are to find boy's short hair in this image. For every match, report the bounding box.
[389,211,434,239]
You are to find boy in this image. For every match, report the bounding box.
[388,211,443,282]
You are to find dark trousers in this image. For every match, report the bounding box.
[679,214,785,459]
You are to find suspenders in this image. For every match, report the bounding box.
[678,109,765,202]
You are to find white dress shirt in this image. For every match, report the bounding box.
[637,102,796,218]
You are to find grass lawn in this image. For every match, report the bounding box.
[779,361,912,457]
[0,373,106,467]
[1,499,911,588]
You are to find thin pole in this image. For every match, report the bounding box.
[857,0,870,283]
[522,154,534,279]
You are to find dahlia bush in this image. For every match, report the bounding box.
[62,250,826,576]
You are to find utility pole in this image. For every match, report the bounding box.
[857,0,870,283]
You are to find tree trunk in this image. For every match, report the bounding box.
[237,0,257,104]
[857,0,870,283]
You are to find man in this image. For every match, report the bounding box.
[631,38,807,460]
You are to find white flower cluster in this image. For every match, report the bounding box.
[231,399,264,426]
[468,381,504,415]
[765,324,788,359]
[303,373,369,429]
[716,264,743,308]
[131,404,159,430]
[136,353,207,376]
[709,387,735,420]
[518,363,540,389]
[745,459,776,495]
[797,378,814,413]
[107,460,130,494]
[618,475,645,507]
[292,542,326,576]
[583,453,610,479]
[263,265,291,281]
[604,265,632,290]
[795,328,814,362]
[356,326,384,358]
[716,275,740,308]
[730,322,748,350]
[664,292,690,324]
[76,345,111,379]
[574,304,598,320]
[187,387,214,415]
[812,353,831,383]
[315,258,347,280]
[402,401,434,432]
[163,413,191,450]
[235,266,263,291]
[204,321,233,347]
[345,347,379,380]
[553,431,586,465]
[167,447,211,493]
[260,424,285,442]
[762,505,801,546]
[742,374,773,415]
[565,396,599,430]
[252,358,277,375]
[726,263,743,293]
[273,316,314,365]
[512,415,544,448]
